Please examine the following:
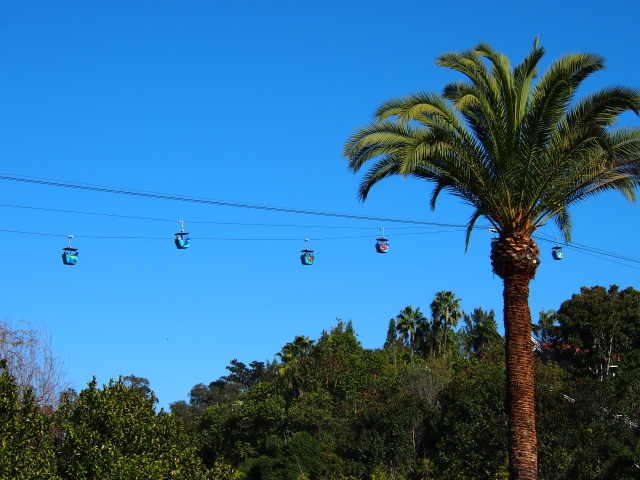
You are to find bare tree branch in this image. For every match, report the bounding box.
[0,317,72,408]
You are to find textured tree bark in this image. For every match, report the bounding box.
[491,232,540,479]
[503,274,537,480]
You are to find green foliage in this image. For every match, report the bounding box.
[56,377,210,479]
[395,306,425,357]
[533,309,557,343]
[536,362,640,479]
[122,374,153,400]
[0,359,59,479]
[459,307,502,357]
[195,322,456,479]
[287,389,335,436]
[305,323,369,402]
[555,285,640,379]
[344,39,640,478]
[423,353,640,479]
[383,318,397,350]
[428,356,508,478]
[0,363,218,479]
[430,291,462,358]
[241,431,323,480]
[6,285,640,479]
[170,358,275,432]
[224,359,271,390]
[208,458,235,480]
[276,336,315,398]
[198,381,287,468]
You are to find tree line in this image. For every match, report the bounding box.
[2,285,640,479]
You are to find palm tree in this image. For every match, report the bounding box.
[343,39,640,478]
[395,305,425,357]
[461,307,501,356]
[275,335,315,396]
[534,309,557,342]
[415,314,436,358]
[430,291,462,358]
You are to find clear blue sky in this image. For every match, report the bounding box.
[1,1,639,409]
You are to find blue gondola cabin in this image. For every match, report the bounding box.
[552,245,563,260]
[175,232,191,249]
[62,247,78,265]
[300,249,314,265]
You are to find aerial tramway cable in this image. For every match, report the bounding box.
[0,172,463,227]
[0,172,639,269]
[0,202,475,231]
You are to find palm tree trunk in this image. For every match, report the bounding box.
[492,233,540,479]
[443,311,449,358]
[410,332,414,357]
[503,273,537,480]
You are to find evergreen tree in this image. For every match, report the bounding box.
[384,318,397,349]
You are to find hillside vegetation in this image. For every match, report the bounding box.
[2,285,640,479]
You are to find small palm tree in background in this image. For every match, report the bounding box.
[430,290,463,358]
[461,307,501,356]
[534,309,557,342]
[395,305,425,357]
[415,312,435,358]
[344,38,640,478]
[275,335,315,396]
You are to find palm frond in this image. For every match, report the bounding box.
[521,53,606,175]
[464,209,485,250]
[344,40,640,247]
[344,121,416,172]
[513,37,544,121]
[551,207,572,243]
[357,154,419,201]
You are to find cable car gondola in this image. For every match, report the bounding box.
[375,227,389,254]
[552,238,563,260]
[300,239,314,265]
[62,235,78,265]
[174,220,191,249]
